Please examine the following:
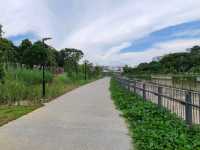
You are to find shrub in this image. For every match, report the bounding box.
[6,68,53,84]
[17,68,53,84]
[110,78,200,150]
[0,63,4,82]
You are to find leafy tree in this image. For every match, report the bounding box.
[0,38,16,65]
[123,65,132,74]
[190,45,200,54]
[160,52,192,73]
[123,45,200,75]
[93,66,102,77]
[59,48,84,75]
[0,24,3,38]
[17,39,32,64]
[0,63,4,82]
[24,41,49,68]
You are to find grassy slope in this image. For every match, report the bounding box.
[110,78,200,150]
[0,75,99,127]
[0,105,41,126]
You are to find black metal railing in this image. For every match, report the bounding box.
[115,76,200,125]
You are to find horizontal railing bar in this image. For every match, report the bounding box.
[116,78,200,109]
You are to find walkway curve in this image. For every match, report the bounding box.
[0,78,131,150]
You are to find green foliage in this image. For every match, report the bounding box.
[17,39,32,64]
[0,63,4,81]
[0,105,41,126]
[110,78,200,150]
[8,68,53,84]
[124,45,200,75]
[0,38,17,64]
[0,24,102,106]
[59,48,84,74]
[0,79,41,105]
[23,41,55,67]
[0,24,3,38]
[0,67,99,105]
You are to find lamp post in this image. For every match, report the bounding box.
[42,37,52,97]
[84,60,87,81]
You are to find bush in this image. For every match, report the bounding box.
[0,80,41,105]
[110,78,200,150]
[0,63,4,82]
[6,68,53,84]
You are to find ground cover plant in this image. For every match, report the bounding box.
[0,105,41,126]
[110,78,200,150]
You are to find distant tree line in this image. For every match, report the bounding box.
[123,45,200,75]
[0,24,102,80]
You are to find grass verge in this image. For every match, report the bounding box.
[0,75,100,127]
[0,105,41,126]
[110,78,200,150]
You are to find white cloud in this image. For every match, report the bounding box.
[104,39,200,67]
[0,0,200,65]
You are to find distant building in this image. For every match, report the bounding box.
[102,66,123,73]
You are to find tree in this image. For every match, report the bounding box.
[23,41,49,68]
[123,65,132,74]
[59,48,84,75]
[123,45,200,75]
[0,24,3,38]
[160,52,192,73]
[0,38,16,65]
[190,45,200,54]
[0,63,4,82]
[17,39,32,64]
[93,66,102,77]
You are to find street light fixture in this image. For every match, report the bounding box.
[84,60,87,81]
[41,37,52,98]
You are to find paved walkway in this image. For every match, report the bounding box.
[0,78,131,150]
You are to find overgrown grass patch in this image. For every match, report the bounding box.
[0,72,100,126]
[110,78,200,150]
[0,105,41,126]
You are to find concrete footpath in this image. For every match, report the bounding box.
[0,78,131,150]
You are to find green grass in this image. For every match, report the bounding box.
[0,69,98,105]
[0,70,100,126]
[0,105,41,126]
[6,68,53,84]
[110,78,200,150]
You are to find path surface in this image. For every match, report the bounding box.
[0,78,131,150]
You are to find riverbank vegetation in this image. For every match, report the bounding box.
[0,24,102,126]
[0,105,41,126]
[123,45,200,76]
[110,78,200,150]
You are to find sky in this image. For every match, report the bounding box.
[1,0,200,66]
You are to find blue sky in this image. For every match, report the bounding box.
[1,0,200,66]
[123,20,200,52]
[9,32,38,45]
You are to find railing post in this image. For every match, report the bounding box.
[127,80,130,91]
[143,83,146,100]
[185,91,192,125]
[134,81,136,93]
[158,86,163,107]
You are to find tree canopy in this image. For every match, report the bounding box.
[124,45,200,75]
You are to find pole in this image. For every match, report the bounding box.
[41,37,52,98]
[158,86,162,107]
[84,61,87,80]
[185,91,192,125]
[143,83,146,100]
[42,64,45,97]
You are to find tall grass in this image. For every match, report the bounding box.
[6,68,53,84]
[0,69,95,105]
